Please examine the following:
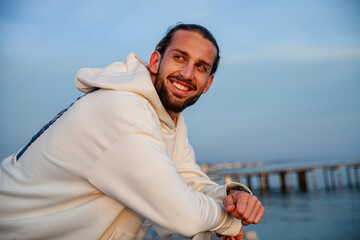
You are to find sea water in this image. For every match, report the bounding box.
[245,188,360,240]
[146,188,360,240]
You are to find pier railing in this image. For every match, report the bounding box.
[200,159,360,193]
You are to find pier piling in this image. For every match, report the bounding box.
[225,175,232,183]
[346,167,352,188]
[298,171,308,192]
[311,169,317,191]
[336,166,343,191]
[323,168,330,191]
[247,175,252,190]
[205,160,360,193]
[355,166,360,188]
[330,168,337,190]
[280,172,287,193]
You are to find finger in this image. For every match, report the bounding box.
[242,196,258,222]
[241,219,250,226]
[235,228,245,240]
[248,201,264,224]
[234,194,249,218]
[254,205,265,224]
[243,197,262,223]
[223,195,236,212]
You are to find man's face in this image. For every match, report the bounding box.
[153,30,217,115]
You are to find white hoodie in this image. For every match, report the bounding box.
[0,52,249,239]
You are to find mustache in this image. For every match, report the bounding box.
[167,74,196,90]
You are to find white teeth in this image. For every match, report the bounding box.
[172,81,189,91]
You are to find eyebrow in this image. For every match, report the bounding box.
[172,48,212,69]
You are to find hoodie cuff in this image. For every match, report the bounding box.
[214,211,242,237]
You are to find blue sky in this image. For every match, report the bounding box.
[1,0,359,163]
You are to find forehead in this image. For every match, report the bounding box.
[165,30,217,65]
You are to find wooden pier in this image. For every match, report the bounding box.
[202,160,360,193]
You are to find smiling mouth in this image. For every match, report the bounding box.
[172,81,189,91]
[170,79,194,93]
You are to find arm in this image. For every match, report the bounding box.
[177,136,251,203]
[87,128,241,238]
[178,134,264,238]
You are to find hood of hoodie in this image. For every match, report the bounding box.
[75,52,175,129]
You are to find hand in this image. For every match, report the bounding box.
[223,191,265,226]
[217,227,245,240]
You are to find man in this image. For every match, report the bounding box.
[0,24,264,239]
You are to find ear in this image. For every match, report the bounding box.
[202,75,214,94]
[149,51,161,75]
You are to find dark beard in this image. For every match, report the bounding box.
[154,71,202,113]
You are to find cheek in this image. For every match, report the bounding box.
[159,64,172,78]
[196,75,209,87]
[163,60,185,73]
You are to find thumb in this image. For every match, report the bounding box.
[223,195,236,212]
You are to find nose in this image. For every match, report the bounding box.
[179,63,194,80]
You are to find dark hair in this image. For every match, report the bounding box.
[155,23,220,75]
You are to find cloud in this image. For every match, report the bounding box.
[223,43,360,65]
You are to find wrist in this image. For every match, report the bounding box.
[226,185,251,195]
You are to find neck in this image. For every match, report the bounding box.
[167,110,179,122]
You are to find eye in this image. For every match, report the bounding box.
[174,55,183,61]
[197,64,207,72]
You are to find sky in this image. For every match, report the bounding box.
[1,0,359,163]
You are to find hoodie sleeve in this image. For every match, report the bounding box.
[178,138,252,204]
[86,102,241,238]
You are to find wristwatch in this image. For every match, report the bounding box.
[226,185,251,195]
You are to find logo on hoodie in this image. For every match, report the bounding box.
[14,95,84,162]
